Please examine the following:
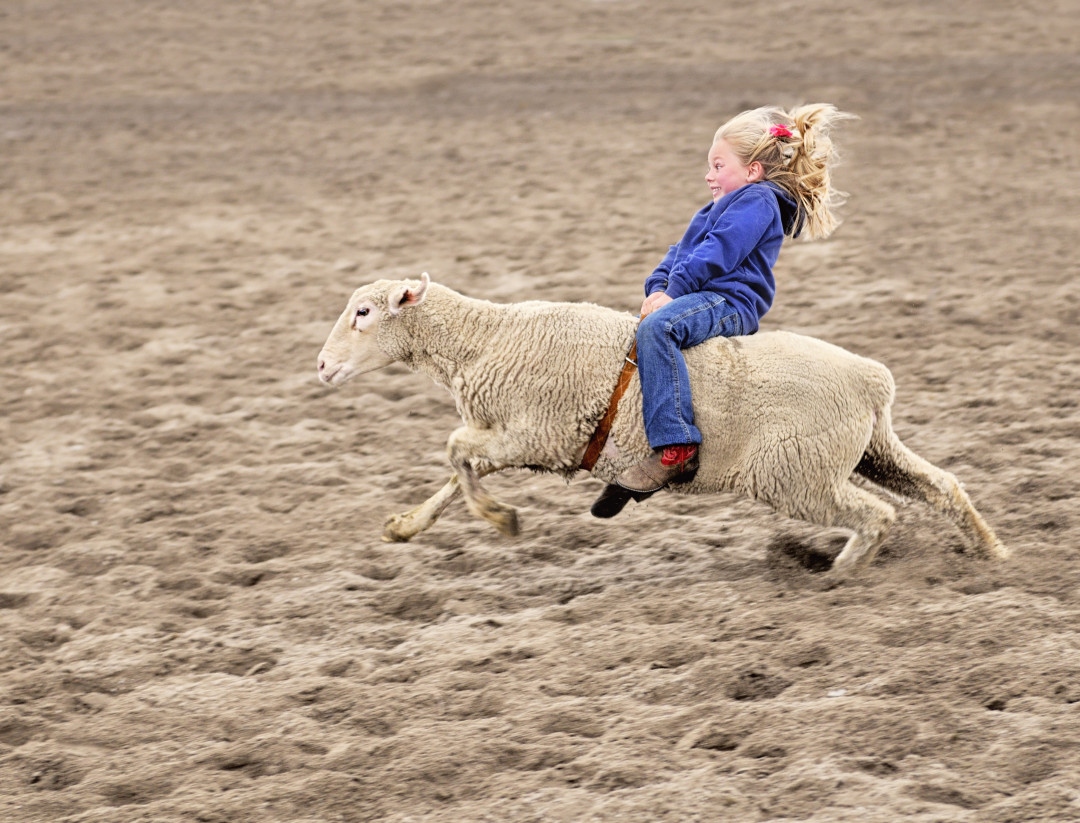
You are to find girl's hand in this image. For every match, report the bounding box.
[640,291,673,318]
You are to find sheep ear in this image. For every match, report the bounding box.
[387,272,430,316]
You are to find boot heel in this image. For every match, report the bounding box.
[591,484,656,518]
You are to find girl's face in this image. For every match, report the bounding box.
[706,138,763,201]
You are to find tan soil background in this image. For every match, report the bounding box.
[2,1,1079,821]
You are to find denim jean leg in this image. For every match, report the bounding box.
[636,293,742,449]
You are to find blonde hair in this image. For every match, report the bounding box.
[714,104,856,240]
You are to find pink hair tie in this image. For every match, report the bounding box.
[770,124,793,139]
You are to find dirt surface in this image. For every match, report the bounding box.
[2,2,1079,821]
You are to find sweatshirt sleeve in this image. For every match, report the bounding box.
[644,245,677,296]
[662,188,775,300]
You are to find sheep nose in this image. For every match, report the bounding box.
[318,358,326,372]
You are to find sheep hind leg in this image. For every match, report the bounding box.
[822,482,898,575]
[383,474,462,543]
[855,414,1009,560]
[447,427,520,538]
[457,463,519,537]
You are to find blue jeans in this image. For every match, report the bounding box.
[637,292,745,449]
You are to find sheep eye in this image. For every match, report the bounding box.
[356,308,369,318]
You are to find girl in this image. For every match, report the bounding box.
[594,103,854,516]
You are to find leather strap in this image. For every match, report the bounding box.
[580,340,638,472]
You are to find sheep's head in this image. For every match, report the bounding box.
[317,272,430,386]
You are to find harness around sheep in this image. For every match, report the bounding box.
[317,273,1008,575]
[580,339,638,472]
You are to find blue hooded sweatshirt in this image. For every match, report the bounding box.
[644,181,800,334]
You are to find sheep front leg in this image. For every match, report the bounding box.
[383,474,462,543]
[447,426,520,537]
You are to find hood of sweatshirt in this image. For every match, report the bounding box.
[764,181,803,238]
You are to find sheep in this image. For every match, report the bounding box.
[317,273,1008,574]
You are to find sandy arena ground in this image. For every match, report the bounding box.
[2,1,1079,820]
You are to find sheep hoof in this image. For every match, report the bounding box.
[826,564,852,579]
[827,552,864,577]
[382,514,416,543]
[488,504,520,537]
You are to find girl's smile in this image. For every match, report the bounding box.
[705,138,763,201]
